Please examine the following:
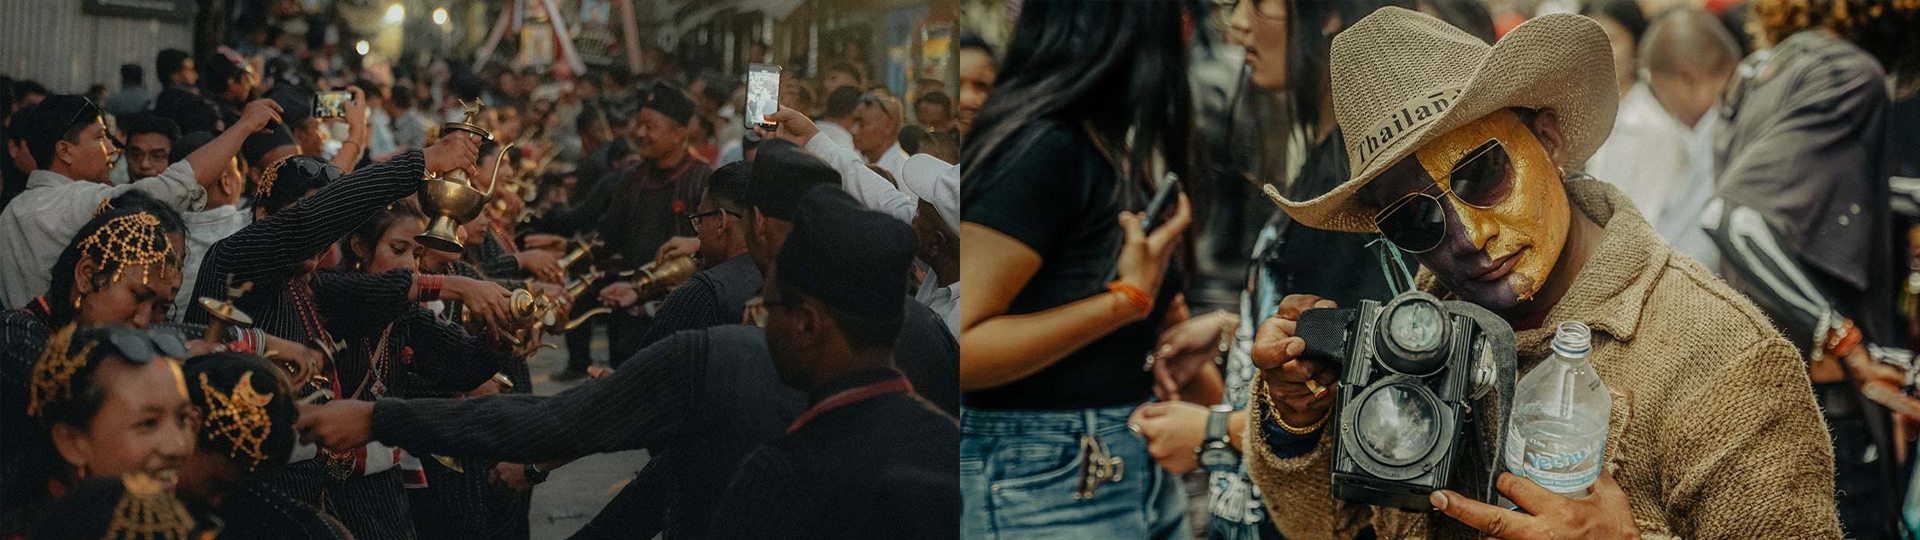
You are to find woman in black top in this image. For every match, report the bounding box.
[314,199,518,540]
[957,1,1197,537]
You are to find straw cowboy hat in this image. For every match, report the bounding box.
[1264,8,1618,233]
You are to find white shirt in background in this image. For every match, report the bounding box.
[1583,83,1689,221]
[172,205,253,321]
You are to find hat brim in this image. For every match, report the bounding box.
[1269,13,1618,233]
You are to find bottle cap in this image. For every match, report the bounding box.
[1551,321,1592,359]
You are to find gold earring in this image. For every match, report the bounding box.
[72,293,83,310]
[1556,166,1567,180]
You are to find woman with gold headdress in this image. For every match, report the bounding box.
[0,196,320,523]
[0,325,198,539]
[175,352,350,540]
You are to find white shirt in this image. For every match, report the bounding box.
[172,205,253,321]
[804,133,917,225]
[816,121,856,151]
[0,161,204,309]
[915,271,959,337]
[876,142,909,184]
[1654,111,1721,272]
[1583,84,1690,221]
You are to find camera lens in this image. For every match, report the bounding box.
[1375,293,1450,376]
[1354,382,1441,466]
[1387,301,1444,353]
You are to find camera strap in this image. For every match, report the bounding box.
[1366,237,1419,296]
[1441,300,1519,510]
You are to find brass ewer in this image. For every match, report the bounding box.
[556,239,602,274]
[417,100,514,253]
[623,254,699,302]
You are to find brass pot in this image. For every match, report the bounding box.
[415,178,490,253]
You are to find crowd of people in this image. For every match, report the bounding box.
[0,1,965,538]
[960,0,1920,539]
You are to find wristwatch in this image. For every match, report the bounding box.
[524,463,549,485]
[1198,403,1239,472]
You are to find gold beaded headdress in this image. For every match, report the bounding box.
[28,324,95,419]
[77,212,175,286]
[258,155,296,202]
[196,371,274,471]
[108,472,198,540]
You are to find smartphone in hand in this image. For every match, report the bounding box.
[314,90,354,119]
[747,64,782,131]
[1107,173,1183,283]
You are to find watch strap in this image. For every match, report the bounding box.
[1205,407,1231,447]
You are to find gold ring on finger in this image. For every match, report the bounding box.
[1304,379,1325,396]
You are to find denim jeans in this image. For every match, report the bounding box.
[961,404,1188,539]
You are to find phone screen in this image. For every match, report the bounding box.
[747,64,782,128]
[314,91,353,119]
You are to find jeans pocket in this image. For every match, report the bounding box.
[989,440,1085,491]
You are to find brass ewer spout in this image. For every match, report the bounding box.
[629,254,698,302]
[556,239,602,272]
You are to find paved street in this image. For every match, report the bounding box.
[519,329,650,540]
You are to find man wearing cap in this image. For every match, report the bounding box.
[536,83,711,378]
[1246,8,1839,539]
[0,95,284,310]
[760,106,960,334]
[608,161,763,348]
[704,185,959,540]
[294,186,958,540]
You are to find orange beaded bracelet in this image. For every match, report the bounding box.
[1108,281,1152,316]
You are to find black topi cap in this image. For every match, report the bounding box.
[776,185,914,323]
[641,82,695,126]
[745,140,840,222]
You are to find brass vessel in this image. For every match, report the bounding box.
[625,254,698,302]
[416,100,515,253]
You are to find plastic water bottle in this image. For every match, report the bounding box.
[1504,321,1610,498]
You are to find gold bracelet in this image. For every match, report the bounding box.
[1257,378,1331,435]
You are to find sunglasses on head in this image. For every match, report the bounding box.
[61,98,121,151]
[1370,138,1518,254]
[286,157,343,183]
[99,326,191,363]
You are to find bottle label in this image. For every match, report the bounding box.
[1520,437,1604,493]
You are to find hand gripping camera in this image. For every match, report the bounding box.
[1294,291,1518,512]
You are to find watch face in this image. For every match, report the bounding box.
[1200,447,1239,471]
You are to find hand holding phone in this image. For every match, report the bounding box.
[314,90,354,119]
[1108,173,1187,284]
[747,64,782,130]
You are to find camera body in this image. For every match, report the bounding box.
[1295,291,1495,511]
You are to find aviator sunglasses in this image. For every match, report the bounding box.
[1370,138,1519,253]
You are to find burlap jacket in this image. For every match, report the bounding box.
[1246,180,1843,539]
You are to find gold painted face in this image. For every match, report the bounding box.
[1411,109,1569,300]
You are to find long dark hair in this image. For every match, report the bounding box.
[961,0,1198,202]
[337,199,426,272]
[44,192,187,328]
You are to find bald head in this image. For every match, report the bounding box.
[1640,7,1740,127]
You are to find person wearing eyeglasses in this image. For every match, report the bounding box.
[0,95,285,311]
[3,324,198,539]
[601,161,761,350]
[1247,9,1840,539]
[116,114,181,183]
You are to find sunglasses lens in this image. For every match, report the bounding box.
[1448,140,1514,208]
[1379,195,1446,253]
[154,330,189,359]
